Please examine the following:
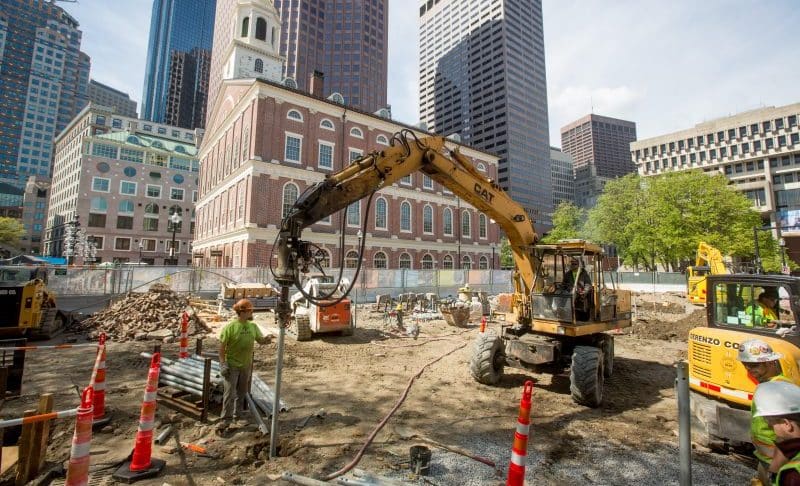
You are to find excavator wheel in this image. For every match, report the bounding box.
[570,345,604,407]
[288,315,313,342]
[341,318,355,336]
[602,335,614,378]
[469,331,505,385]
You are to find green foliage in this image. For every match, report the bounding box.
[499,236,514,269]
[0,217,24,247]
[542,202,586,243]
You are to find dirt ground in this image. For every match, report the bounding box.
[3,293,754,485]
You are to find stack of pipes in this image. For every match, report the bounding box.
[140,352,222,402]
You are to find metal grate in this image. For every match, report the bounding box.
[690,342,712,365]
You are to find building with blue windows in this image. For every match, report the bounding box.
[141,0,216,130]
[0,0,90,190]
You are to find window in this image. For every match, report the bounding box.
[442,255,454,269]
[461,256,472,270]
[479,256,489,270]
[173,174,184,184]
[92,177,110,192]
[350,127,363,138]
[170,188,184,201]
[779,136,787,147]
[347,202,360,226]
[320,119,335,130]
[766,138,774,150]
[92,143,118,159]
[255,17,267,40]
[776,118,785,130]
[754,140,762,151]
[285,134,301,162]
[146,185,161,198]
[399,253,412,269]
[423,175,433,189]
[145,203,159,215]
[96,162,110,173]
[88,236,104,250]
[423,205,433,233]
[400,202,411,231]
[751,123,759,135]
[344,251,359,269]
[479,214,488,238]
[376,135,389,145]
[375,197,387,229]
[443,208,453,235]
[143,217,159,231]
[400,175,412,185]
[120,181,136,195]
[254,58,263,73]
[241,16,249,37]
[117,216,133,230]
[88,213,106,228]
[421,254,434,269]
[318,142,334,169]
[764,121,772,132]
[90,196,107,212]
[287,110,303,121]
[123,166,138,177]
[115,238,131,251]
[373,252,387,269]
[712,282,793,329]
[728,129,736,140]
[349,149,363,162]
[461,211,471,238]
[282,183,298,218]
[739,126,747,138]
[141,239,157,251]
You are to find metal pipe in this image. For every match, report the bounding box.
[245,393,269,435]
[677,361,692,486]
[161,366,206,385]
[159,376,204,395]
[270,285,290,460]
[280,472,330,486]
[154,425,173,445]
[160,372,206,392]
[142,352,221,381]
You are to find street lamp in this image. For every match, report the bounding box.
[169,212,182,266]
[138,241,143,264]
[490,243,496,270]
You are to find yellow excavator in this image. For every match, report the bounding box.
[0,266,65,338]
[687,242,729,305]
[272,131,632,406]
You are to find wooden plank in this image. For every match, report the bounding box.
[29,393,54,477]
[15,409,35,486]
[0,446,18,476]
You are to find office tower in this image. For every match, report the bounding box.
[550,147,575,207]
[0,0,91,188]
[419,0,551,227]
[561,114,638,178]
[141,0,216,130]
[88,79,138,118]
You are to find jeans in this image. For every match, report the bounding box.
[221,364,251,420]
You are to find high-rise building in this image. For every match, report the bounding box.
[19,175,50,255]
[141,0,216,130]
[0,1,90,188]
[88,79,138,118]
[561,114,637,178]
[418,0,551,228]
[550,147,575,207]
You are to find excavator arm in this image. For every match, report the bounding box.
[696,242,728,275]
[273,131,539,302]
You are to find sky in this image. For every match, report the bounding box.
[62,0,800,147]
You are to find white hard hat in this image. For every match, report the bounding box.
[738,339,783,363]
[753,380,800,417]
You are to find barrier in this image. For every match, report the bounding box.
[179,312,189,359]
[0,408,78,429]
[0,343,99,352]
[90,333,110,427]
[65,387,94,486]
[113,352,165,483]
[507,380,534,486]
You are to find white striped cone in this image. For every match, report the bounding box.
[65,387,94,486]
[179,312,189,359]
[129,352,161,471]
[507,380,534,486]
[90,333,107,422]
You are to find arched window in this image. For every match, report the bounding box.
[144,203,159,215]
[282,183,298,218]
[375,197,387,229]
[479,255,489,270]
[479,214,488,238]
[287,109,303,121]
[320,119,335,130]
[118,200,134,214]
[347,202,360,226]
[423,205,433,233]
[349,127,363,138]
[421,254,434,270]
[90,196,107,212]
[399,253,412,269]
[461,211,471,238]
[316,249,331,268]
[400,201,411,231]
[241,17,249,37]
[254,58,263,73]
[461,255,472,269]
[442,255,454,270]
[443,208,453,236]
[345,250,359,269]
[255,17,267,41]
[271,26,276,46]
[376,134,389,145]
[373,252,388,269]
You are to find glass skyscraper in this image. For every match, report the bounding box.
[0,0,90,188]
[141,0,216,129]
[418,0,551,227]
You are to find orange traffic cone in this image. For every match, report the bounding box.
[480,316,487,333]
[65,386,94,486]
[507,380,534,486]
[91,333,110,427]
[179,312,189,359]
[113,352,165,483]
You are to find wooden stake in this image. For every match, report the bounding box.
[15,409,35,486]
[29,393,53,477]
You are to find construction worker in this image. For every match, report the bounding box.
[562,257,591,291]
[739,339,793,483]
[752,380,800,485]
[746,289,780,327]
[218,299,271,428]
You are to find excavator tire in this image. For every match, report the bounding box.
[570,345,604,408]
[341,318,355,336]
[469,331,504,385]
[288,315,313,342]
[602,335,614,378]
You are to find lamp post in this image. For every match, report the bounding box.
[138,241,143,263]
[169,212,182,266]
[780,237,788,274]
[490,243,496,270]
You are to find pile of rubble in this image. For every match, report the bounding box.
[78,284,211,342]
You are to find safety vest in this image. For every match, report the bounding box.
[753,374,794,463]
[745,303,778,327]
[774,452,800,485]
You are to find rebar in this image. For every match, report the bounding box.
[245,393,269,435]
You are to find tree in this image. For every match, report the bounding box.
[0,217,24,247]
[499,236,514,269]
[542,202,586,243]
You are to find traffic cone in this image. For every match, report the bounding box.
[91,333,111,427]
[507,380,534,486]
[480,316,487,333]
[113,353,165,483]
[179,312,189,359]
[65,386,94,486]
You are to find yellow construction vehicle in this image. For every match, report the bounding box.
[687,242,729,305]
[688,274,800,450]
[273,131,632,407]
[0,266,65,338]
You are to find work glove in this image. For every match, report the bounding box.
[220,362,230,379]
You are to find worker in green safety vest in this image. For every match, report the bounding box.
[752,380,800,485]
[745,289,780,328]
[739,339,794,485]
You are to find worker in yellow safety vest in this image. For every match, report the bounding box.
[746,289,780,327]
[752,380,800,486]
[739,339,794,484]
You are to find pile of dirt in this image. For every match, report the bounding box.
[77,284,210,342]
[629,308,706,341]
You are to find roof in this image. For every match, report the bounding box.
[94,131,198,157]
[534,240,606,255]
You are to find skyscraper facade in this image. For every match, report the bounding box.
[418,0,551,227]
[560,114,637,178]
[88,79,138,118]
[141,0,216,130]
[0,0,90,188]
[550,147,575,207]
